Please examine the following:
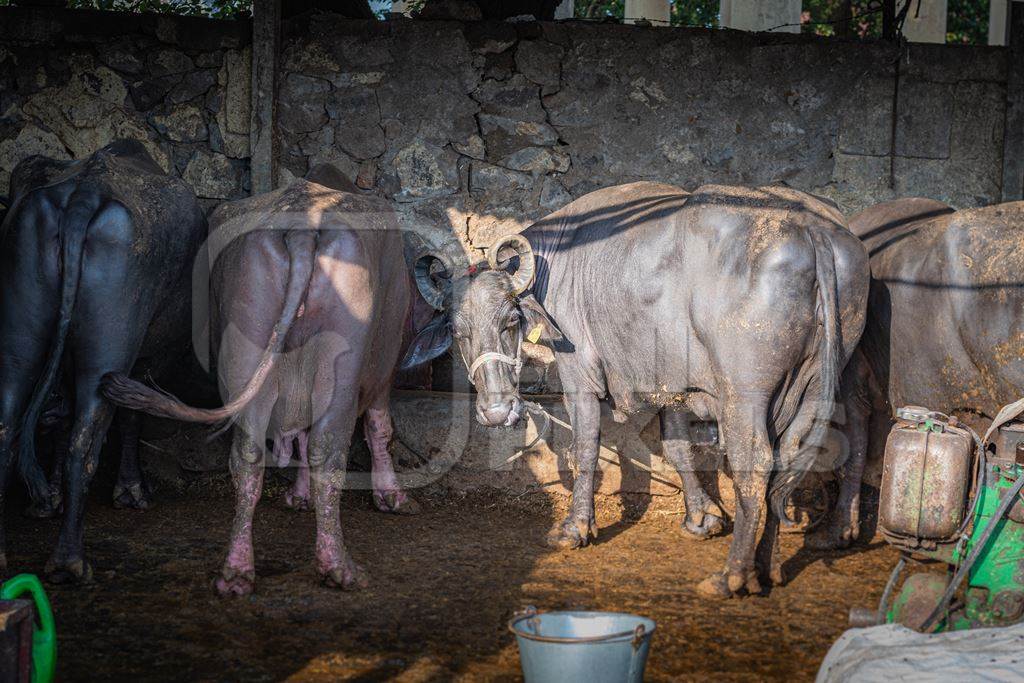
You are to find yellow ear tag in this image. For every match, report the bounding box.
[526,324,544,344]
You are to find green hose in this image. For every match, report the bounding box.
[1,574,56,683]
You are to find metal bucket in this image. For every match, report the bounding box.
[508,607,655,683]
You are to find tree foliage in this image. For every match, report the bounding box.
[575,0,991,42]
[62,0,250,18]
[0,0,993,42]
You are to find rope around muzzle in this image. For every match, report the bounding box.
[468,351,522,380]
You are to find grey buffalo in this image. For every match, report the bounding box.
[404,181,869,597]
[102,165,416,595]
[810,197,1024,550]
[0,139,206,582]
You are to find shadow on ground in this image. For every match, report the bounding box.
[5,476,898,681]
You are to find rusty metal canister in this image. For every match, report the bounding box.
[878,408,973,541]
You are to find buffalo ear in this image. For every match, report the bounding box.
[519,294,563,343]
[400,312,452,371]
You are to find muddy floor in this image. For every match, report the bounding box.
[3,472,899,683]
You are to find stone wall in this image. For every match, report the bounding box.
[0,7,1013,246]
[278,15,1011,252]
[0,7,252,205]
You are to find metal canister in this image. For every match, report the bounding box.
[878,407,973,543]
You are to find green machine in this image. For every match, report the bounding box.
[852,403,1024,632]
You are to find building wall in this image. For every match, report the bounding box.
[278,16,1010,251]
[0,7,252,207]
[0,8,1012,251]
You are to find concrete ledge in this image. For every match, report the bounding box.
[390,389,702,497]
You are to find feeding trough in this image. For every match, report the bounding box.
[508,607,655,683]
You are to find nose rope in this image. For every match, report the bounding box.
[464,320,524,390]
[468,351,522,380]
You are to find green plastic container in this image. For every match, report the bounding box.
[1,574,56,683]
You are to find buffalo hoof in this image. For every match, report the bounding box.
[374,490,420,515]
[283,491,311,512]
[544,516,596,550]
[44,556,93,585]
[113,482,149,511]
[681,513,726,540]
[769,563,786,587]
[695,570,761,598]
[23,495,61,519]
[805,521,857,551]
[215,566,255,597]
[320,560,368,591]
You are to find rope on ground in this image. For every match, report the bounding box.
[506,400,682,491]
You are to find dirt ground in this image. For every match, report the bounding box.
[4,471,898,683]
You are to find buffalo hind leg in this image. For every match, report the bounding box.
[279,431,311,511]
[113,410,149,510]
[23,421,68,520]
[366,403,419,515]
[660,408,726,540]
[45,392,115,584]
[215,430,265,597]
[310,406,367,590]
[546,392,601,549]
[806,385,868,550]
[697,395,772,598]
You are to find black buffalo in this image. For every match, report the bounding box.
[0,139,206,582]
[404,182,869,597]
[810,198,1024,549]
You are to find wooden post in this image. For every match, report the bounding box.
[250,0,280,195]
[835,0,853,39]
[882,0,896,39]
[1003,1,1024,201]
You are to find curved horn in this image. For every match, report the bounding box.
[487,233,535,295]
[413,253,450,310]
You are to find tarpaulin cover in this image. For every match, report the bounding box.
[816,622,1024,682]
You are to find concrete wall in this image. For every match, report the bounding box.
[1,8,1013,249]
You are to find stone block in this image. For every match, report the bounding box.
[391,141,460,201]
[278,73,330,134]
[0,123,69,195]
[151,104,208,143]
[183,148,242,199]
[515,39,563,89]
[148,48,194,77]
[453,133,486,160]
[462,21,517,54]
[472,73,546,123]
[499,146,570,173]
[217,47,251,138]
[167,69,217,105]
[130,75,180,111]
[837,76,893,156]
[326,86,386,160]
[895,79,954,159]
[479,114,558,158]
